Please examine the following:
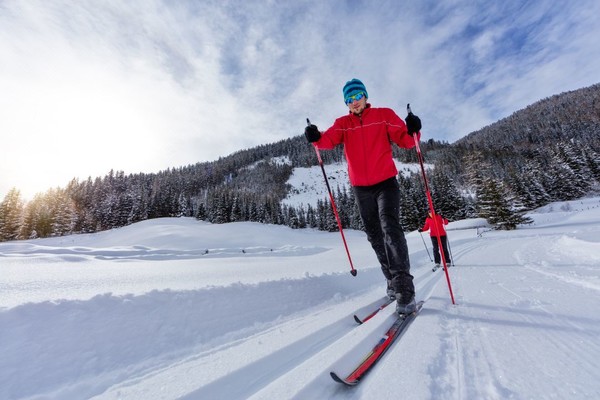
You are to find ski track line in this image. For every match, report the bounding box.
[431,284,510,400]
[455,308,518,399]
[497,280,600,397]
[86,259,442,399]
[247,264,444,399]
[94,268,436,400]
[440,238,487,269]
[522,263,600,292]
[93,298,362,399]
[494,274,600,389]
[448,260,600,399]
[429,238,527,399]
[437,267,520,399]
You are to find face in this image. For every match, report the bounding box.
[347,95,367,115]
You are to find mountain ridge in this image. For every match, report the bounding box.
[1,83,599,240]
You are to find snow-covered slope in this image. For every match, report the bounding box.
[1,192,600,399]
[281,160,429,208]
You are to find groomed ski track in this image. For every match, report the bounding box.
[5,199,600,399]
[90,228,600,400]
[91,263,442,400]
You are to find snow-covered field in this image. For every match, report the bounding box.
[2,195,600,399]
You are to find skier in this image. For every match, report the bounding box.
[419,212,451,268]
[304,78,422,314]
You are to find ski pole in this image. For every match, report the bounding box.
[307,118,357,276]
[418,230,432,262]
[408,105,455,304]
[447,235,455,266]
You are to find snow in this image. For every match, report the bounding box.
[282,160,429,208]
[2,194,600,399]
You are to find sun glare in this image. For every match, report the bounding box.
[2,57,167,199]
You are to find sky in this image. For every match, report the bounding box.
[1,185,599,398]
[2,0,600,200]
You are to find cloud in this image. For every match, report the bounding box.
[2,0,600,199]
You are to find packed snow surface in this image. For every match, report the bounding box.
[1,197,600,399]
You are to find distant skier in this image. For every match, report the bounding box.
[304,78,422,314]
[419,212,451,268]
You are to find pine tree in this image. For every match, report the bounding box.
[286,205,300,229]
[582,146,600,182]
[508,160,551,210]
[348,190,364,231]
[49,188,76,236]
[305,204,317,228]
[296,204,307,229]
[430,166,467,221]
[464,151,490,199]
[247,200,258,222]
[478,178,532,230]
[195,201,207,221]
[0,188,24,241]
[397,174,426,231]
[552,141,591,195]
[20,193,53,238]
[544,155,585,201]
[229,195,242,222]
[317,199,337,232]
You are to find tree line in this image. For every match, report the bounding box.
[1,83,600,241]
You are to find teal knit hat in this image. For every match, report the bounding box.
[343,78,368,103]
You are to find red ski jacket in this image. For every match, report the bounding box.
[421,214,448,237]
[314,104,418,187]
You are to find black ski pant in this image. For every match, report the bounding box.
[353,177,415,301]
[431,235,451,265]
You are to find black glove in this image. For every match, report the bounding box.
[405,113,422,136]
[305,124,321,143]
[418,229,423,232]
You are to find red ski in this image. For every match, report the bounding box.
[353,298,395,324]
[331,301,424,386]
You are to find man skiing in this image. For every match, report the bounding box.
[420,212,451,268]
[304,78,421,314]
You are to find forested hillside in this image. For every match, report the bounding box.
[1,84,599,241]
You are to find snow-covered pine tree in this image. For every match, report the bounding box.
[430,166,468,221]
[477,178,532,230]
[0,188,24,241]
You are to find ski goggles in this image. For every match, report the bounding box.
[344,92,366,105]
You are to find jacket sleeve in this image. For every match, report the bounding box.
[315,118,345,150]
[421,219,430,232]
[384,108,419,149]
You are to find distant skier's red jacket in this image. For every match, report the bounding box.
[421,214,448,237]
[314,104,418,187]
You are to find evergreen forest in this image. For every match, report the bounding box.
[1,83,599,241]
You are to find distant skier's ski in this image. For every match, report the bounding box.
[331,301,424,386]
[353,298,394,324]
[433,263,452,272]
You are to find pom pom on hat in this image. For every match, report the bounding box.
[343,78,368,103]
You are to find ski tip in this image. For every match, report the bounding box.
[353,315,363,324]
[330,371,358,386]
[330,371,343,383]
[415,300,425,313]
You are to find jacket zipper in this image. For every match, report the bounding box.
[358,114,371,185]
